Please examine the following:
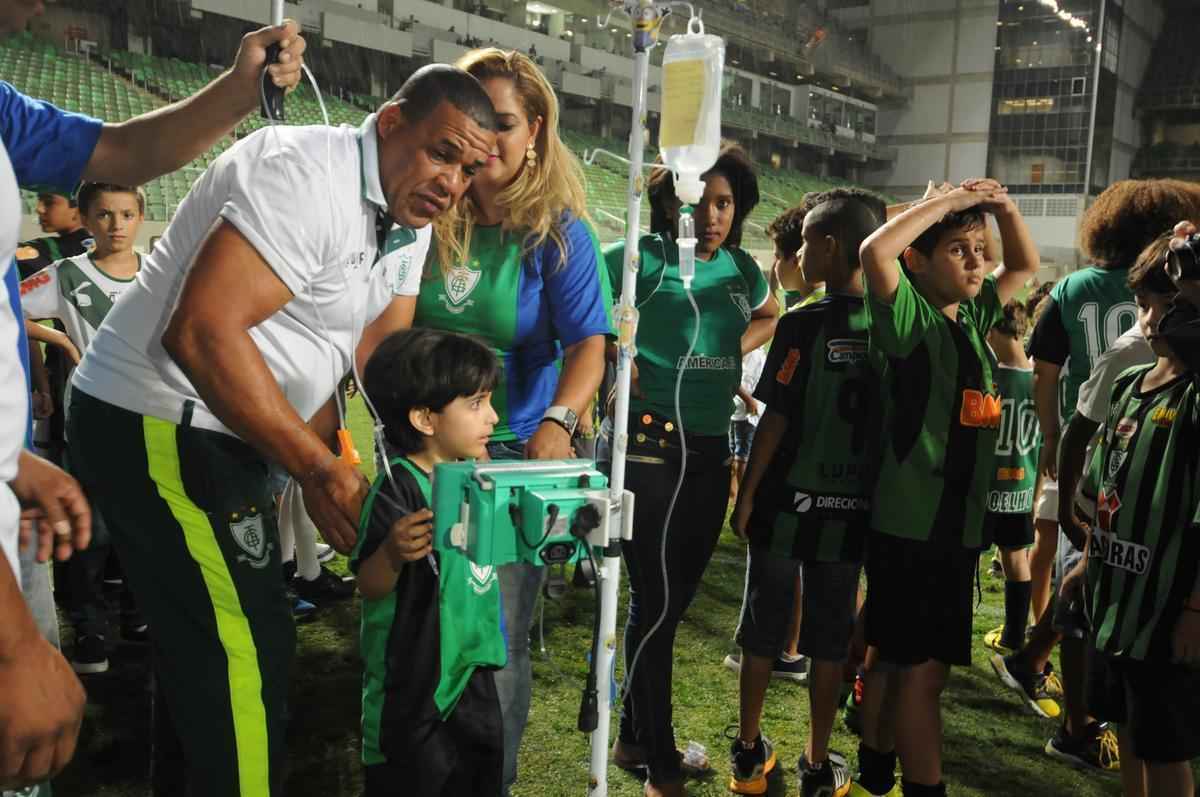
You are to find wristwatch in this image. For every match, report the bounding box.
[541,405,579,436]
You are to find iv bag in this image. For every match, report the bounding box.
[659,16,724,205]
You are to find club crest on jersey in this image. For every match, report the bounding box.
[729,291,751,322]
[959,390,1002,429]
[442,263,481,313]
[1107,450,1128,481]
[826,338,867,365]
[469,562,497,594]
[229,510,273,569]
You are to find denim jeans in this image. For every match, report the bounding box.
[19,529,59,649]
[485,440,546,796]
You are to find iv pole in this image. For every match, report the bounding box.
[588,2,681,793]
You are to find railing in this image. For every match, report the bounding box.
[1135,87,1200,113]
[1132,148,1200,177]
[721,102,897,161]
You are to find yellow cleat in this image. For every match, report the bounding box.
[990,653,1061,719]
[983,626,1015,656]
[847,782,903,797]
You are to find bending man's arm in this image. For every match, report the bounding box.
[84,22,307,187]
[161,221,366,553]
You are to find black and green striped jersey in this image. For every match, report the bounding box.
[1087,366,1200,661]
[866,269,1004,549]
[986,354,1040,514]
[747,294,880,562]
[350,457,506,765]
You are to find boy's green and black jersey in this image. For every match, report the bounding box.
[1086,366,1200,662]
[747,294,880,562]
[350,457,507,765]
[986,351,1040,514]
[867,268,1004,549]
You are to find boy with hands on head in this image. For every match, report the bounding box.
[856,177,1038,797]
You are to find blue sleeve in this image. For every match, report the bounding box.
[543,217,613,346]
[0,82,102,192]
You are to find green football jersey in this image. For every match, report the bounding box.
[866,269,1004,549]
[414,218,612,442]
[604,235,770,437]
[1087,367,1200,661]
[747,294,880,562]
[1050,267,1138,423]
[986,356,1040,514]
[352,457,507,765]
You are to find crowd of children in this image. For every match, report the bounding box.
[18,147,1200,797]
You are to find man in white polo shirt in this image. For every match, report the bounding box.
[67,65,497,796]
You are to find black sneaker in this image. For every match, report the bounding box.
[71,634,109,674]
[1045,721,1120,772]
[121,621,150,643]
[292,564,356,602]
[772,654,808,682]
[728,733,776,795]
[798,751,852,797]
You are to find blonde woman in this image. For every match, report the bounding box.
[413,48,611,795]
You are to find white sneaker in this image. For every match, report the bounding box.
[316,543,335,563]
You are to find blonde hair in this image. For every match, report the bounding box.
[433,48,588,274]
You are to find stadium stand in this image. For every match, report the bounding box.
[5,32,876,251]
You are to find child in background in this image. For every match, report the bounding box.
[1072,240,1200,797]
[729,192,883,797]
[19,181,147,674]
[981,302,1057,714]
[352,328,506,796]
[857,178,1038,797]
[729,344,766,502]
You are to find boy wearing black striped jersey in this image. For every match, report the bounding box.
[1067,238,1200,797]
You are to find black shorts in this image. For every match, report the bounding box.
[1087,650,1200,764]
[864,533,976,668]
[363,668,503,796]
[982,511,1034,550]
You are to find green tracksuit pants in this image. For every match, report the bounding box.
[68,388,294,797]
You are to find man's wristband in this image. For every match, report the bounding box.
[541,404,579,436]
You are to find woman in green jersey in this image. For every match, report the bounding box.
[604,142,778,796]
[414,48,611,796]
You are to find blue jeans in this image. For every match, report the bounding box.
[485,441,545,796]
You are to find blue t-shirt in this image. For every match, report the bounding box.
[414,214,613,441]
[0,81,103,442]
